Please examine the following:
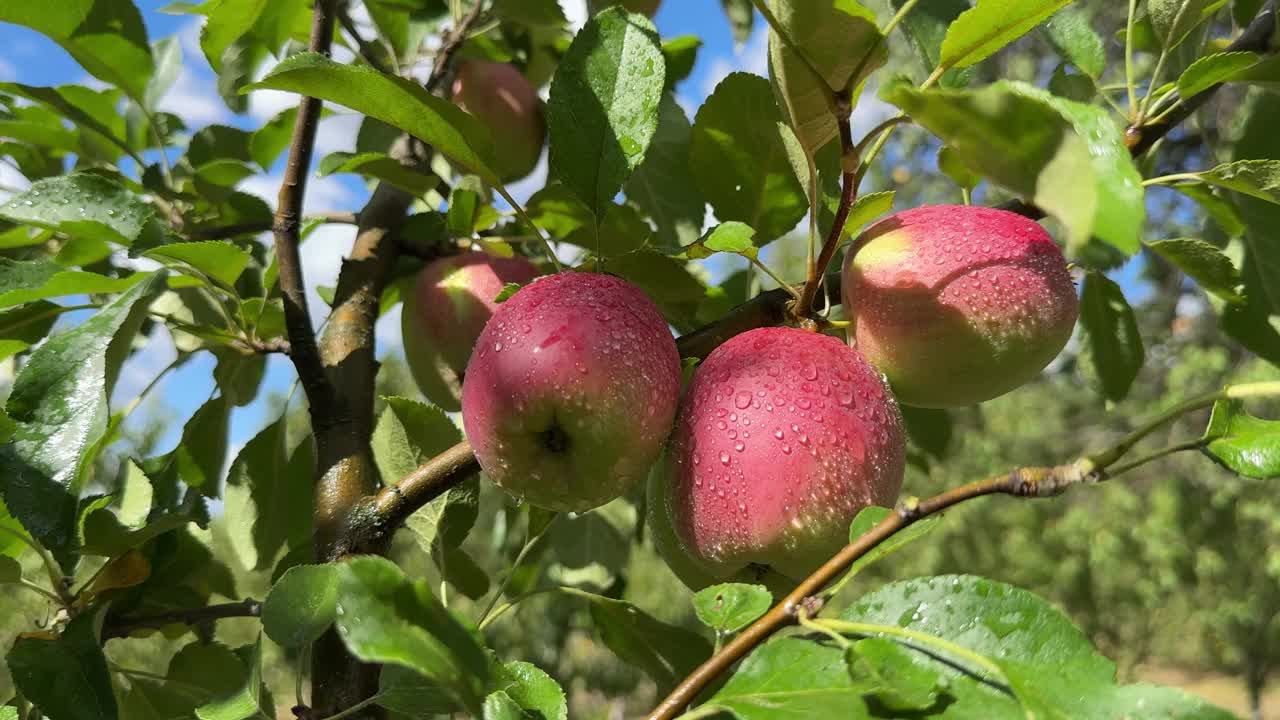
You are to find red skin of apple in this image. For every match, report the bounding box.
[843,205,1078,409]
[462,272,681,512]
[453,61,545,181]
[650,327,905,589]
[402,252,539,411]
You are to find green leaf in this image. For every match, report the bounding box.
[9,613,117,720]
[1044,7,1105,79]
[881,79,1144,254]
[839,575,1238,719]
[626,95,706,247]
[1169,183,1245,237]
[319,151,444,197]
[768,0,886,154]
[0,273,164,555]
[263,564,341,647]
[492,661,568,720]
[494,282,522,303]
[850,637,949,711]
[144,36,184,111]
[844,190,896,237]
[662,36,703,89]
[377,665,457,716]
[223,418,312,570]
[692,583,773,634]
[145,393,232,499]
[196,637,266,720]
[892,0,972,87]
[0,259,144,309]
[1189,159,1280,204]
[335,556,489,714]
[0,173,163,249]
[0,301,73,361]
[146,241,252,289]
[576,589,713,692]
[0,552,21,583]
[702,636,869,718]
[901,406,953,461]
[547,7,666,218]
[0,1,154,103]
[720,0,754,43]
[1177,51,1264,97]
[1149,0,1229,49]
[9,609,117,717]
[937,146,981,191]
[1145,238,1242,302]
[199,0,268,73]
[691,73,808,244]
[483,692,524,720]
[940,0,1073,69]
[80,458,206,558]
[846,506,941,575]
[683,221,759,260]
[0,82,138,163]
[246,52,500,182]
[547,510,630,591]
[1080,272,1144,403]
[1201,399,1280,478]
[494,0,567,27]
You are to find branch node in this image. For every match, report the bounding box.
[896,495,922,520]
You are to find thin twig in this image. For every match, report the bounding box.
[272,0,341,420]
[795,110,856,319]
[103,599,262,639]
[425,0,486,94]
[338,8,395,76]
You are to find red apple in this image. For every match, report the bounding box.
[462,272,681,511]
[649,327,905,589]
[843,205,1078,408]
[402,252,539,411]
[453,61,545,181]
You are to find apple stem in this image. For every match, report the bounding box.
[795,111,857,321]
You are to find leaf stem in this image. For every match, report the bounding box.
[1141,172,1202,186]
[817,618,1008,683]
[0,526,70,606]
[1103,439,1206,478]
[478,513,560,625]
[881,0,923,36]
[8,578,62,604]
[315,695,382,720]
[495,185,562,271]
[1125,0,1140,115]
[477,586,570,631]
[750,257,802,302]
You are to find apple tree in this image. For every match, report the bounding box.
[1,0,1279,719]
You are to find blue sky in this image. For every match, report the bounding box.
[0,1,786,461]
[0,1,1155,466]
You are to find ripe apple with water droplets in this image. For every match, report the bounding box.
[843,205,1078,408]
[402,252,539,411]
[462,272,681,511]
[453,61,545,181]
[649,327,905,591]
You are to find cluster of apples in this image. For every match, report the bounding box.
[411,50,1077,590]
[403,203,1077,590]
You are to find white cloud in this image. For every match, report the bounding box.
[159,66,232,126]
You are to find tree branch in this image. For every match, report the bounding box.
[1127,2,1277,157]
[273,0,341,421]
[364,441,481,541]
[308,6,492,717]
[103,600,261,640]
